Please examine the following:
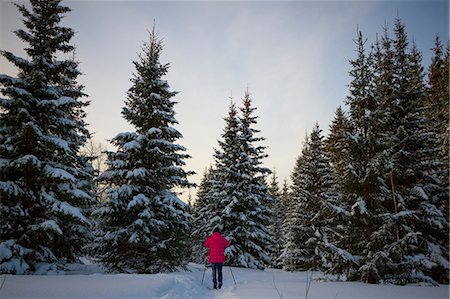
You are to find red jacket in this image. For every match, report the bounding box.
[203,232,230,263]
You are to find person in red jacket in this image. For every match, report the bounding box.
[203,226,230,289]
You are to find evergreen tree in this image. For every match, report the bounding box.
[283,124,341,271]
[307,124,348,274]
[268,171,285,268]
[223,92,273,269]
[275,180,290,268]
[293,129,321,271]
[191,167,214,264]
[340,19,450,284]
[380,29,429,283]
[426,37,449,213]
[372,26,396,149]
[376,19,449,285]
[395,36,450,284]
[207,101,241,238]
[325,106,349,186]
[280,143,306,271]
[0,0,94,274]
[407,42,449,284]
[94,28,193,273]
[388,18,421,204]
[208,92,273,269]
[323,107,355,276]
[340,29,392,283]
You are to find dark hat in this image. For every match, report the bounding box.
[213,226,220,233]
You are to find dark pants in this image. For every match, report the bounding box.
[212,263,223,286]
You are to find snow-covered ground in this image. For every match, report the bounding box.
[0,263,448,299]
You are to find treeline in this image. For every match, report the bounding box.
[192,19,449,285]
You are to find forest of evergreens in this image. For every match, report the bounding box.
[1,0,448,285]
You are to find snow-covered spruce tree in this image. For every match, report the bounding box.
[232,90,274,269]
[0,0,94,274]
[407,42,449,285]
[280,144,306,271]
[339,30,393,283]
[229,91,273,269]
[325,106,349,189]
[283,124,340,272]
[212,92,273,269]
[422,38,450,284]
[268,171,285,268]
[306,124,351,274]
[277,180,291,268]
[370,25,403,277]
[205,102,241,241]
[191,167,215,264]
[371,25,423,283]
[426,36,449,214]
[372,19,449,285]
[94,28,194,274]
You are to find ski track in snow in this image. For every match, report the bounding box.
[0,263,448,299]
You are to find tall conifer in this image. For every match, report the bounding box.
[268,171,285,268]
[325,106,349,187]
[223,92,273,269]
[206,92,273,269]
[94,28,193,273]
[283,124,341,271]
[0,0,94,274]
[341,30,392,283]
[191,167,215,263]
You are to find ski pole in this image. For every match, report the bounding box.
[201,266,206,285]
[201,257,208,285]
[228,266,236,285]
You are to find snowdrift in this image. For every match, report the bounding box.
[0,263,448,299]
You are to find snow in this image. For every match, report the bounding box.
[0,258,29,275]
[53,201,89,224]
[156,79,168,86]
[61,186,92,200]
[123,140,141,150]
[115,132,138,140]
[39,96,76,107]
[0,263,448,299]
[148,127,163,135]
[117,184,134,196]
[150,92,162,100]
[351,198,367,215]
[0,74,20,83]
[44,135,71,152]
[10,86,32,96]
[127,194,150,209]
[429,243,450,269]
[162,190,188,208]
[411,186,429,200]
[126,167,147,179]
[0,181,23,196]
[112,159,127,168]
[0,241,31,274]
[39,220,63,235]
[34,263,61,275]
[44,165,75,181]
[0,243,13,260]
[11,155,41,167]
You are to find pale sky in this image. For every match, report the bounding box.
[1,0,448,202]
